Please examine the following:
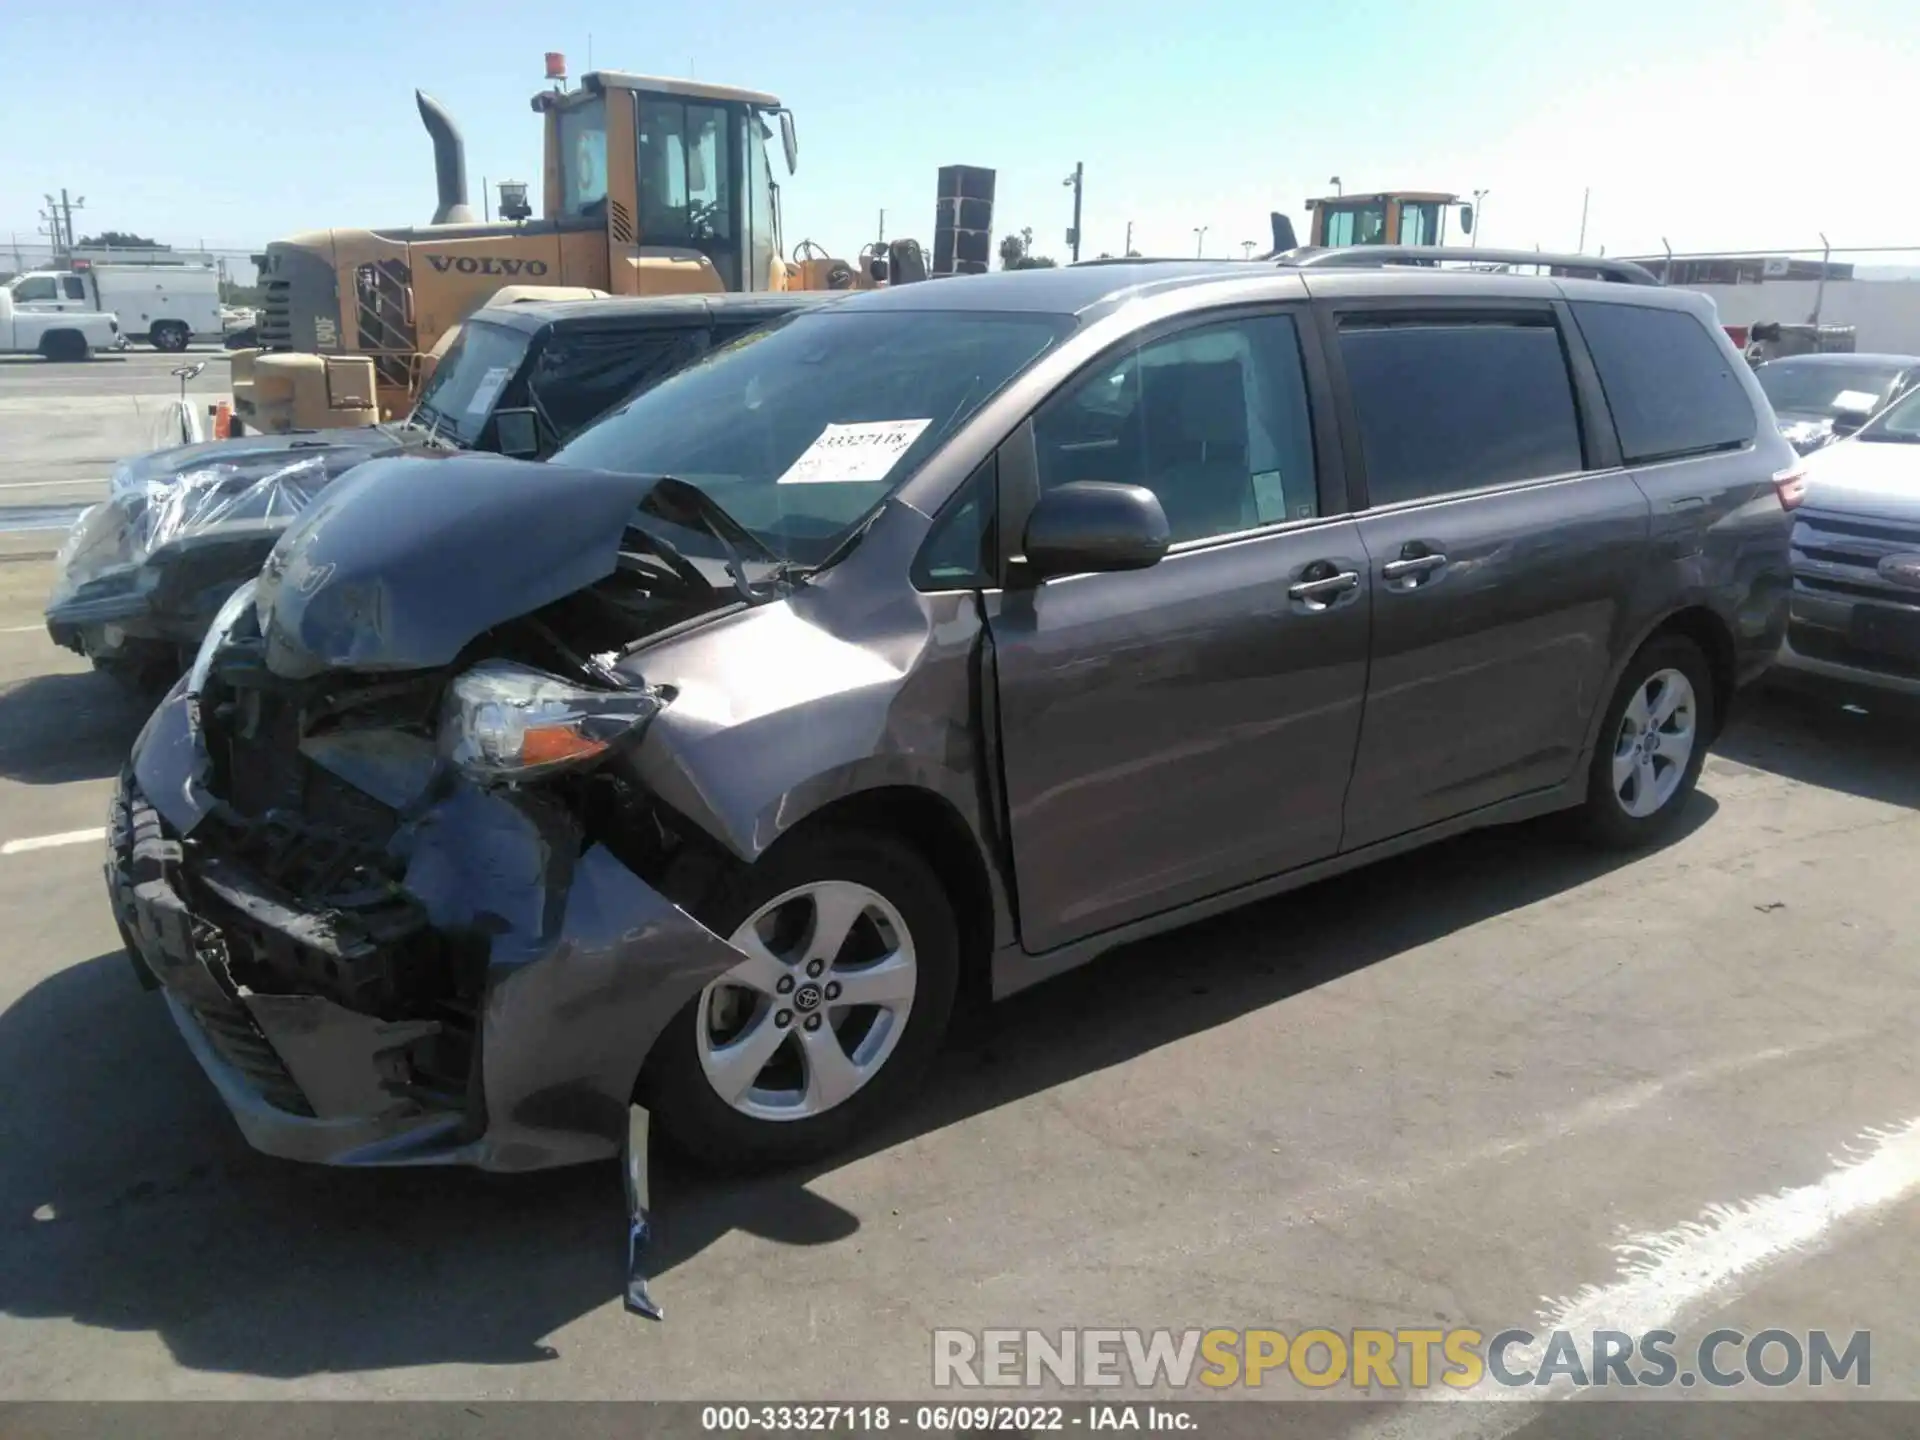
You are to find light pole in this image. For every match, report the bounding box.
[1193,225,1208,257]
[1471,188,1489,246]
[1241,240,1255,260]
[1124,220,1133,256]
[1329,176,1342,197]
[1063,162,1084,264]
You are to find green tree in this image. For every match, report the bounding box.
[77,231,165,250]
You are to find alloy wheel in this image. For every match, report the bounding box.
[1611,667,1697,819]
[696,880,918,1122]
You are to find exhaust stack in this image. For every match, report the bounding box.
[416,90,476,225]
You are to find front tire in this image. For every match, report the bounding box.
[644,827,960,1174]
[1576,634,1714,849]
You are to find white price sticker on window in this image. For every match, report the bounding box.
[776,419,933,485]
[466,366,513,416]
[1832,389,1880,413]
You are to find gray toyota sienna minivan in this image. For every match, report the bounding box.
[111,254,1797,1183]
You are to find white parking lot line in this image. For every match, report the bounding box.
[0,478,102,490]
[0,624,49,634]
[1,827,106,856]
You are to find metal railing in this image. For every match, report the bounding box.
[1279,246,1662,285]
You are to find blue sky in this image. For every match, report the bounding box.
[3,0,1915,268]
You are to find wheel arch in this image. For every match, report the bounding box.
[1582,603,1738,765]
[772,786,1000,1019]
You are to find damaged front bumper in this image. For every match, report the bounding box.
[109,685,747,1174]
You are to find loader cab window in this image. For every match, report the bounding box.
[558,97,610,218]
[743,110,779,291]
[1319,202,1387,247]
[1398,201,1442,246]
[637,97,740,287]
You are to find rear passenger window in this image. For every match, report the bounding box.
[1034,313,1318,545]
[1571,301,1755,464]
[62,276,87,300]
[1339,320,1585,507]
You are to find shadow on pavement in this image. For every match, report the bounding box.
[1716,683,1920,811]
[0,794,1714,1383]
[0,669,153,784]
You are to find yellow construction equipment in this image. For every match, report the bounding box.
[235,56,916,433]
[1304,190,1473,248]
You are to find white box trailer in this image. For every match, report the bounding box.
[6,259,222,351]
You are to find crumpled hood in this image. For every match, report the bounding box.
[1801,437,1920,525]
[257,453,659,678]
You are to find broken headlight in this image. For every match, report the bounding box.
[439,660,664,783]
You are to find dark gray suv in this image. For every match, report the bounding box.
[110,254,1796,1188]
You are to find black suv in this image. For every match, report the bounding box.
[111,249,1795,1196]
[46,292,832,688]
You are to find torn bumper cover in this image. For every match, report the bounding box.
[46,443,393,662]
[109,686,746,1173]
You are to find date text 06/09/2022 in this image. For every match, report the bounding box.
[700,1404,1198,1432]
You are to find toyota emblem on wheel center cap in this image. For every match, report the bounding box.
[1879,553,1920,588]
[792,983,823,1013]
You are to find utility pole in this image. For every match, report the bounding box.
[1193,225,1208,257]
[1124,220,1133,256]
[1577,188,1590,253]
[1063,162,1084,263]
[41,190,85,261]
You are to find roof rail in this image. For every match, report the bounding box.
[1279,246,1663,286]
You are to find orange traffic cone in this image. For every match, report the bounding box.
[211,400,233,439]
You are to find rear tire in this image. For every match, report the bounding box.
[39,330,91,363]
[1576,634,1714,849]
[150,321,190,353]
[643,826,960,1174]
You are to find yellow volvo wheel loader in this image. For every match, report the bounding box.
[235,63,917,433]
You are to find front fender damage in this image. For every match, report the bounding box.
[117,682,754,1319]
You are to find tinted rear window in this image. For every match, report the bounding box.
[1571,301,1755,464]
[1339,321,1585,507]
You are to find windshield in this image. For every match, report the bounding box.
[1858,386,1920,443]
[411,320,531,446]
[1756,361,1901,417]
[554,309,1072,565]
[557,96,609,219]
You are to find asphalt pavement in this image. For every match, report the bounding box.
[1,357,1918,1433]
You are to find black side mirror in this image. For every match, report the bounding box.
[493,407,541,458]
[1018,481,1170,585]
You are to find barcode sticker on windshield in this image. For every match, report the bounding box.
[776,419,933,485]
[466,366,513,416]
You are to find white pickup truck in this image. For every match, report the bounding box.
[0,280,122,359]
[7,261,220,352]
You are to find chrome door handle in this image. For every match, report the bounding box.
[1288,570,1360,602]
[1382,553,1448,579]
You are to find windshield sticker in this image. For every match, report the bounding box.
[776,419,934,485]
[466,365,513,416]
[1832,389,1880,413]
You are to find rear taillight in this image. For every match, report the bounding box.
[1774,465,1808,511]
